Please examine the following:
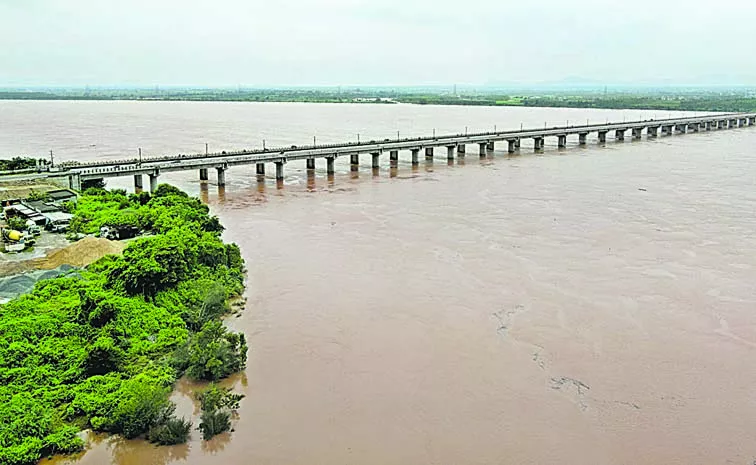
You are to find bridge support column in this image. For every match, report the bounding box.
[199,168,208,181]
[598,131,607,143]
[307,158,315,171]
[371,153,380,169]
[533,137,544,151]
[216,167,226,187]
[740,118,748,127]
[719,120,726,129]
[326,156,335,175]
[275,161,285,180]
[411,149,420,165]
[69,173,82,191]
[705,121,712,131]
[689,123,699,132]
[632,128,643,140]
[478,143,487,156]
[728,120,737,129]
[750,117,756,126]
[487,141,494,151]
[425,147,434,159]
[648,126,659,137]
[350,154,359,171]
[446,146,455,160]
[557,135,567,148]
[507,139,517,153]
[578,133,588,145]
[390,150,399,166]
[256,163,265,179]
[457,144,466,155]
[615,129,626,141]
[134,174,143,191]
[149,174,159,193]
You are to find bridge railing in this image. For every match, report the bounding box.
[59,112,755,170]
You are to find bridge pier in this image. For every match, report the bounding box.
[507,139,517,153]
[533,137,544,151]
[718,120,726,129]
[390,150,399,166]
[307,158,316,171]
[134,174,143,191]
[557,135,567,148]
[446,146,455,160]
[648,126,659,137]
[729,119,737,129]
[632,128,643,140]
[256,163,265,179]
[598,131,607,143]
[615,129,626,141]
[350,154,359,171]
[457,144,466,155]
[149,173,159,193]
[371,152,380,169]
[326,156,335,175]
[705,121,712,131]
[578,133,588,145]
[675,124,687,134]
[216,167,226,186]
[478,143,487,156]
[411,149,420,165]
[487,141,494,151]
[740,118,748,127]
[199,168,208,181]
[275,161,285,180]
[425,147,434,159]
[750,117,756,126]
[688,123,699,132]
[69,173,82,191]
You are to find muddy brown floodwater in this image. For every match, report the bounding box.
[3,101,756,465]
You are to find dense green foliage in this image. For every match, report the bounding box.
[196,384,244,412]
[5,216,27,231]
[198,410,231,441]
[196,384,243,440]
[0,157,45,172]
[0,186,247,464]
[147,417,192,446]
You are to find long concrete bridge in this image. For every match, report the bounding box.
[53,112,756,191]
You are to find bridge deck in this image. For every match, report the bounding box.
[49,112,756,181]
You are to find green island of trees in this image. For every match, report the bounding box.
[0,185,247,465]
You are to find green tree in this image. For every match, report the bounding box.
[186,321,248,381]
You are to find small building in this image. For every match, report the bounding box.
[46,189,78,206]
[4,204,46,226]
[22,200,60,214]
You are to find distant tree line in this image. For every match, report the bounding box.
[0,157,48,172]
[3,89,756,112]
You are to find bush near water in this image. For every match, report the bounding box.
[0,185,247,465]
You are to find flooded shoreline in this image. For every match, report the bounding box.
[4,101,755,465]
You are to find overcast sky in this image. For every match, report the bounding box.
[1,0,755,87]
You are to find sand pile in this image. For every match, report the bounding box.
[36,237,126,269]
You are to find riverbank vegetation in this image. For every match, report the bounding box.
[3,87,756,112]
[0,185,247,465]
[0,157,46,172]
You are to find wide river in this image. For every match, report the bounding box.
[2,101,756,465]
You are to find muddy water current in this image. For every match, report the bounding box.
[2,101,755,465]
